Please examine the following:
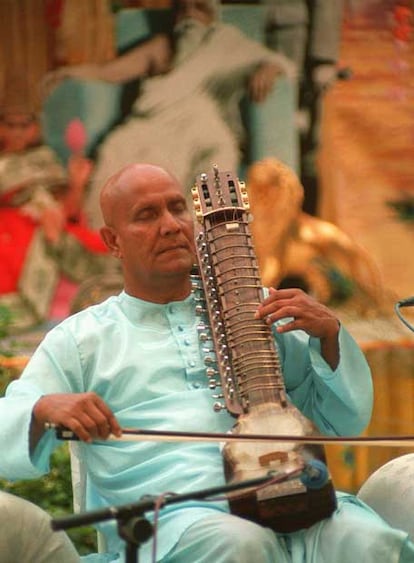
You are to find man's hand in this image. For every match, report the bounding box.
[312,63,338,93]
[32,392,122,445]
[41,64,100,98]
[67,155,93,188]
[248,63,281,103]
[255,287,340,369]
[39,205,66,244]
[64,155,94,220]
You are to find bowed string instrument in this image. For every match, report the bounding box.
[187,165,337,532]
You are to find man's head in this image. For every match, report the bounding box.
[100,163,196,303]
[0,111,40,153]
[172,0,219,26]
[172,0,219,64]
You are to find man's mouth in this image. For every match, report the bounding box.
[158,244,188,255]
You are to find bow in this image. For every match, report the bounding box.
[46,424,414,447]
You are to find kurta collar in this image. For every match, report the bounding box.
[117,290,195,326]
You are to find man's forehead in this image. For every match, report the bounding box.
[103,165,186,217]
[132,186,186,206]
[176,0,218,10]
[174,0,219,17]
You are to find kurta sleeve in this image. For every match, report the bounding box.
[0,389,58,479]
[0,324,81,480]
[276,324,373,436]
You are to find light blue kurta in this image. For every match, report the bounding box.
[1,290,410,563]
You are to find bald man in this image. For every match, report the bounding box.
[0,164,412,563]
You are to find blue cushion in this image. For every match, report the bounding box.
[42,79,122,163]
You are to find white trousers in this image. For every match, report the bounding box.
[159,496,414,563]
[0,491,80,563]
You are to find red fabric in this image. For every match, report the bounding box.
[0,208,36,293]
[45,0,64,29]
[0,208,107,296]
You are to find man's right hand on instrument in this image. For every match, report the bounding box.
[41,64,99,98]
[32,392,122,444]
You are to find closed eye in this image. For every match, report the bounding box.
[134,207,158,221]
[169,201,188,215]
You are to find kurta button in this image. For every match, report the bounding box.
[184,339,190,346]
[189,361,196,367]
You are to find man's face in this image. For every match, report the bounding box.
[174,0,216,25]
[172,0,215,65]
[104,168,196,295]
[0,112,39,152]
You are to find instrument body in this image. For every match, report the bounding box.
[191,166,337,532]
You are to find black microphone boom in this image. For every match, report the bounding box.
[394,297,414,333]
[398,296,414,307]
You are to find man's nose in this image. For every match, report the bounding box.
[160,210,181,234]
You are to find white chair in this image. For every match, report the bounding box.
[69,442,108,552]
[357,453,414,540]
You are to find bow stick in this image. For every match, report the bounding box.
[46,424,414,447]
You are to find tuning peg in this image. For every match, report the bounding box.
[204,356,216,366]
[198,332,210,342]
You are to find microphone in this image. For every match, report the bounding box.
[398,296,414,307]
[300,459,329,490]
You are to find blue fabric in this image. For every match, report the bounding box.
[158,494,413,563]
[0,290,401,563]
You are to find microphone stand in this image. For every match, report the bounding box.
[51,474,274,563]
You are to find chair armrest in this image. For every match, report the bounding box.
[244,75,299,172]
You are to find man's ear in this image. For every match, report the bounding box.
[100,226,122,258]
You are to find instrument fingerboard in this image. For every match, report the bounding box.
[192,166,287,415]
